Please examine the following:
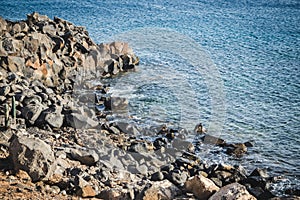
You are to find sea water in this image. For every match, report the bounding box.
[1,0,299,194]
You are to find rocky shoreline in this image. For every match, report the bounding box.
[0,12,299,199]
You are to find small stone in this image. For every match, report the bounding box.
[151,171,164,181]
[16,170,31,182]
[244,141,254,147]
[68,148,99,166]
[0,85,10,96]
[80,185,96,198]
[168,170,189,186]
[136,164,148,175]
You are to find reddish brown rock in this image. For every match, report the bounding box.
[185,175,219,200]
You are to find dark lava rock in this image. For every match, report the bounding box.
[249,168,269,178]
[21,102,44,125]
[285,188,300,197]
[153,137,168,150]
[115,121,139,135]
[167,169,189,186]
[244,141,254,147]
[104,96,128,111]
[65,113,98,129]
[9,134,55,182]
[67,147,99,166]
[248,186,275,200]
[225,143,247,157]
[128,142,148,153]
[201,134,226,146]
[151,171,164,181]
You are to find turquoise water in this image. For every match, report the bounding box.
[1,0,299,192]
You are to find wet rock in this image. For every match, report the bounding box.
[115,121,139,135]
[9,134,55,182]
[225,143,247,157]
[172,138,194,152]
[209,183,256,200]
[285,188,300,197]
[104,96,128,111]
[270,197,300,200]
[249,168,269,178]
[194,123,206,134]
[248,186,275,199]
[242,176,268,190]
[185,175,220,200]
[121,55,135,71]
[244,141,254,147]
[201,134,226,146]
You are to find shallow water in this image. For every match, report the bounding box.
[1,0,300,193]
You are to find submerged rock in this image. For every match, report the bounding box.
[225,143,247,157]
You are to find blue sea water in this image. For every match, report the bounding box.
[1,0,300,193]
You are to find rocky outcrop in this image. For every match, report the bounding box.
[0,12,139,89]
[0,13,294,200]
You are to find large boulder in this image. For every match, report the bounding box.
[21,102,45,125]
[185,175,220,200]
[66,147,99,166]
[44,106,64,129]
[141,180,181,200]
[65,113,99,129]
[9,134,55,182]
[209,183,256,200]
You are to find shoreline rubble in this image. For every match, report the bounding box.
[0,12,299,199]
